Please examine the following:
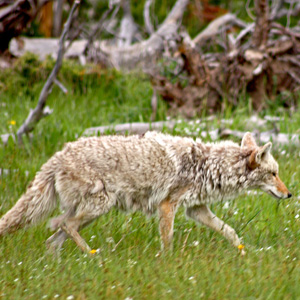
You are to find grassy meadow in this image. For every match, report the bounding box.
[0,57,300,299]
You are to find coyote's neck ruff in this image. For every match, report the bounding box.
[0,131,291,254]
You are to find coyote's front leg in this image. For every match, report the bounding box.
[158,200,178,251]
[186,205,245,255]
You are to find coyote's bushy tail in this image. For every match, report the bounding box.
[0,159,58,236]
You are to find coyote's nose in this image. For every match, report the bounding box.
[287,192,292,198]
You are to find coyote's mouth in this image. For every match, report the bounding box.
[268,190,282,199]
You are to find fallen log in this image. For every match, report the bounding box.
[83,121,177,136]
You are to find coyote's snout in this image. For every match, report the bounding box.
[260,174,292,200]
[0,131,292,255]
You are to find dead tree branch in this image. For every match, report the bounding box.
[84,2,118,58]
[16,0,80,144]
[251,0,269,49]
[98,0,189,69]
[192,13,246,46]
[144,0,155,35]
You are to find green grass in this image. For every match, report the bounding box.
[1,58,300,299]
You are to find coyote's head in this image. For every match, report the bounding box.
[241,132,292,200]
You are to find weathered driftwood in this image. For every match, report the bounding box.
[98,0,189,69]
[9,38,89,61]
[117,0,141,47]
[52,0,63,37]
[16,0,80,144]
[143,0,155,35]
[9,0,188,69]
[152,0,300,116]
[220,129,300,146]
[83,121,177,136]
[82,115,299,146]
[192,13,247,46]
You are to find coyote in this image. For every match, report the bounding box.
[0,132,291,254]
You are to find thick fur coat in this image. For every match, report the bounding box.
[0,132,291,254]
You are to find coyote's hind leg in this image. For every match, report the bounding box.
[46,229,68,254]
[46,208,75,253]
[48,187,114,254]
[46,219,92,254]
[60,192,114,254]
[60,221,92,253]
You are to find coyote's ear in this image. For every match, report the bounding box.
[248,142,272,169]
[241,132,257,148]
[256,142,272,162]
[248,150,259,169]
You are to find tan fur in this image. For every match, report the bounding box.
[0,132,291,254]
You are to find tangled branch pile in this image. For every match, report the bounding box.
[151,0,300,116]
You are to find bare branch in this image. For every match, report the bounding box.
[84,2,118,55]
[193,13,247,46]
[118,0,141,47]
[272,1,300,20]
[99,0,189,69]
[286,0,296,28]
[144,0,155,34]
[54,79,68,94]
[270,0,284,20]
[251,0,269,49]
[52,0,64,37]
[246,0,255,20]
[16,0,80,144]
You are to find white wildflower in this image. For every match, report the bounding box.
[106,237,115,244]
[223,202,229,209]
[192,240,199,247]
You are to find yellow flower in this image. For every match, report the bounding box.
[10,120,16,125]
[238,244,245,250]
[90,249,97,254]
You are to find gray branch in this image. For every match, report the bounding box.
[99,0,189,69]
[144,0,155,34]
[193,13,247,46]
[16,0,80,144]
